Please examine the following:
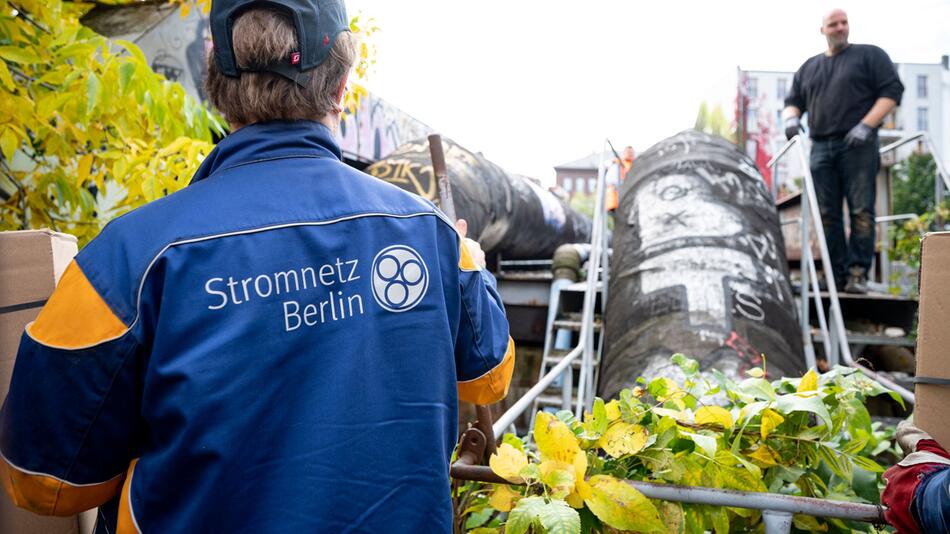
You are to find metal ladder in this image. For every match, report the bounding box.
[530,275,605,417]
[769,130,950,405]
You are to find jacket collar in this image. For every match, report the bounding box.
[191,120,342,184]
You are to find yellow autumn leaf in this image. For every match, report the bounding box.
[695,406,734,429]
[566,489,585,509]
[605,399,621,420]
[748,444,780,467]
[0,128,18,163]
[584,475,665,533]
[488,443,528,484]
[760,408,785,439]
[797,369,819,395]
[488,484,520,512]
[539,459,576,499]
[598,422,649,458]
[0,59,15,91]
[534,411,581,464]
[76,153,93,186]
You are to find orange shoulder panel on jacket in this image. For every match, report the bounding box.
[26,261,128,349]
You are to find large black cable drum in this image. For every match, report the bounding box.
[599,130,804,399]
[365,138,592,259]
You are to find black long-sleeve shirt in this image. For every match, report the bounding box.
[785,44,904,139]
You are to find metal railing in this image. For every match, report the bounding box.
[491,140,613,437]
[768,135,915,404]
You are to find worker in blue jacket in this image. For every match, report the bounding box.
[882,419,950,533]
[0,0,515,532]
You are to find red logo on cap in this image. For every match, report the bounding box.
[291,52,300,65]
[323,34,330,46]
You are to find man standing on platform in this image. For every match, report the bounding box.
[782,8,903,293]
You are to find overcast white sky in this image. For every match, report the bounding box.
[347,0,950,185]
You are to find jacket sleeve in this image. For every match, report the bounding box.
[913,466,950,532]
[0,260,141,516]
[454,239,515,405]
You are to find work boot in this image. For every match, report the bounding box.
[844,266,869,294]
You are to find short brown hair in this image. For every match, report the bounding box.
[205,9,357,126]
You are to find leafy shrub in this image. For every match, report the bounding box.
[458,354,899,534]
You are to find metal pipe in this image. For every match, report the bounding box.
[879,132,925,155]
[492,346,583,438]
[795,137,850,367]
[768,138,800,168]
[762,510,793,534]
[876,213,919,224]
[447,465,885,523]
[806,244,833,361]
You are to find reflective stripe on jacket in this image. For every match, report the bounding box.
[0,121,514,533]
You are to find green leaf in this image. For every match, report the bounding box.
[583,397,608,438]
[671,353,699,376]
[506,496,545,534]
[850,454,885,473]
[706,505,730,534]
[584,475,664,533]
[118,61,136,94]
[818,444,853,482]
[738,377,776,401]
[114,39,149,65]
[86,73,101,116]
[537,500,581,534]
[683,431,718,457]
[775,392,833,428]
[466,507,494,529]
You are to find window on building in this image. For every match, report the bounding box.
[917,75,928,98]
[562,177,572,192]
[777,78,787,100]
[747,77,758,99]
[918,107,929,131]
[587,178,596,193]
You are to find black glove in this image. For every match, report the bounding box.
[844,122,874,147]
[783,117,802,141]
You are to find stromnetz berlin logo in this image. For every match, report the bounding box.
[372,245,429,312]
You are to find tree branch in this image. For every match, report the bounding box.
[8,2,51,34]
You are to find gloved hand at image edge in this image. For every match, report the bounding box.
[882,418,950,533]
[844,122,874,147]
[783,116,802,141]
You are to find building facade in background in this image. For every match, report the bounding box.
[553,153,605,199]
[738,56,950,199]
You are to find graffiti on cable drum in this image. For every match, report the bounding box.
[599,130,804,399]
[365,138,593,260]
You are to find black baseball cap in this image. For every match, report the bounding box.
[210,0,350,86]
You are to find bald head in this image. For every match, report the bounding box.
[821,9,849,54]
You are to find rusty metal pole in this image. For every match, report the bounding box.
[428,134,457,221]
[431,134,499,459]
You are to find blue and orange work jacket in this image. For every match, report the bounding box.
[0,121,515,532]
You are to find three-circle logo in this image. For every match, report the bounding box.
[371,245,429,313]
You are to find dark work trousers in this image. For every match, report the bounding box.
[809,134,880,288]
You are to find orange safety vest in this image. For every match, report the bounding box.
[606,157,634,212]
